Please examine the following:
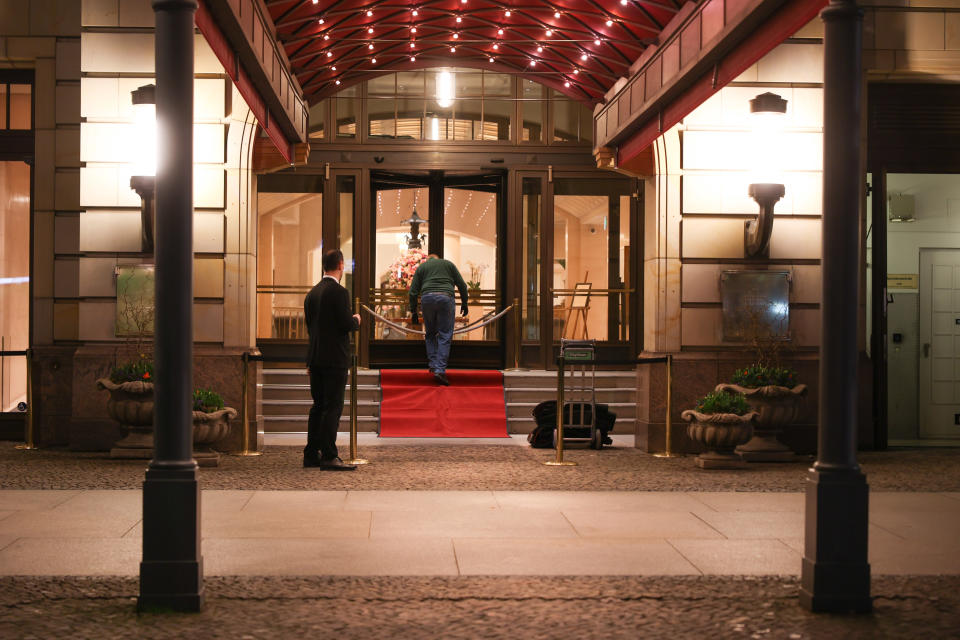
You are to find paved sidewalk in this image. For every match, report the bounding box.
[1,490,958,577]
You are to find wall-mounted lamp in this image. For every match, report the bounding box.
[130,84,156,253]
[401,209,428,249]
[744,92,787,258]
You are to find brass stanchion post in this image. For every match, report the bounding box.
[504,298,522,371]
[345,296,368,465]
[653,354,678,458]
[15,348,37,450]
[545,356,576,466]
[234,351,261,456]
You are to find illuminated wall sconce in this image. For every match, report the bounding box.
[129,84,157,253]
[744,92,787,258]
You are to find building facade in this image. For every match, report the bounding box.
[1,0,958,452]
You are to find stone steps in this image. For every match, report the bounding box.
[258,367,638,435]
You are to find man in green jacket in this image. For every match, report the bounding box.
[409,254,469,385]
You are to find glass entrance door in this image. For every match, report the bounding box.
[368,171,504,368]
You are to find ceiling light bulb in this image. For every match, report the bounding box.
[530,60,536,66]
[318,18,324,24]
[412,8,418,15]
[368,27,374,34]
[410,56,416,62]
[595,38,601,45]
[573,68,579,74]
[335,80,341,84]
[371,58,377,64]
[564,81,570,87]
[580,53,587,60]
[537,46,543,52]
[312,0,318,4]
[410,42,415,47]
[489,57,494,62]
[456,16,462,23]
[492,43,499,50]
[411,27,417,32]
[453,33,459,39]
[505,10,511,17]
[545,29,552,36]
[327,51,333,57]
[367,10,373,16]
[368,43,374,49]
[498,28,504,35]
[331,66,336,70]
[450,46,456,52]
[324,34,329,40]
[621,0,627,4]
[554,11,561,18]
[606,20,613,26]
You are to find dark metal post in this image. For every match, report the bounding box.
[800,0,870,613]
[138,0,203,612]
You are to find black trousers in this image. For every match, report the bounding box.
[305,367,348,461]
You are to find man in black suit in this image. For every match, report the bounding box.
[303,249,361,470]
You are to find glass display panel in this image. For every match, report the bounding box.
[396,97,424,139]
[256,191,323,339]
[397,71,425,95]
[0,161,30,411]
[522,178,542,341]
[368,98,396,139]
[457,73,483,97]
[335,88,358,138]
[308,100,325,140]
[552,178,632,342]
[553,92,578,142]
[521,80,545,143]
[374,186,429,339]
[482,99,511,141]
[338,176,355,298]
[484,73,512,96]
[444,187,498,340]
[456,99,482,140]
[367,73,396,96]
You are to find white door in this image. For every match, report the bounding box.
[919,249,960,439]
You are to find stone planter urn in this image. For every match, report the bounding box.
[681,410,756,469]
[715,383,807,462]
[192,407,237,467]
[96,378,155,459]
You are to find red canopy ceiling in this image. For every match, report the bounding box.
[266,0,686,105]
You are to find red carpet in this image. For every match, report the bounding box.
[379,370,509,438]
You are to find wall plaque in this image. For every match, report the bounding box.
[887,274,918,289]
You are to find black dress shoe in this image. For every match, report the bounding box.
[434,371,450,386]
[320,457,357,471]
[303,458,324,468]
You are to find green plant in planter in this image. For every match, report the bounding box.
[193,389,225,413]
[109,358,154,383]
[732,364,798,389]
[695,390,751,416]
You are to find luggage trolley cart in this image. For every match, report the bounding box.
[556,339,603,450]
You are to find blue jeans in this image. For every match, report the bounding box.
[421,292,455,374]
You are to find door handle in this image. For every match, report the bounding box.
[923,343,931,358]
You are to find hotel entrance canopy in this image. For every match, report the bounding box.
[194,1,828,166]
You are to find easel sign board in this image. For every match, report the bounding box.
[571,282,591,308]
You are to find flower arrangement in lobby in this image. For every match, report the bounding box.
[381,248,428,289]
[465,260,488,290]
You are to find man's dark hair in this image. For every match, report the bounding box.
[323,249,344,273]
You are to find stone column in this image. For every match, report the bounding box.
[800,0,871,613]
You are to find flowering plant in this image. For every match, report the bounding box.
[109,356,153,384]
[465,260,488,289]
[381,248,428,289]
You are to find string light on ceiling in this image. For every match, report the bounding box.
[277,0,681,102]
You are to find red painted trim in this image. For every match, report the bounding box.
[196,0,293,163]
[617,0,828,166]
